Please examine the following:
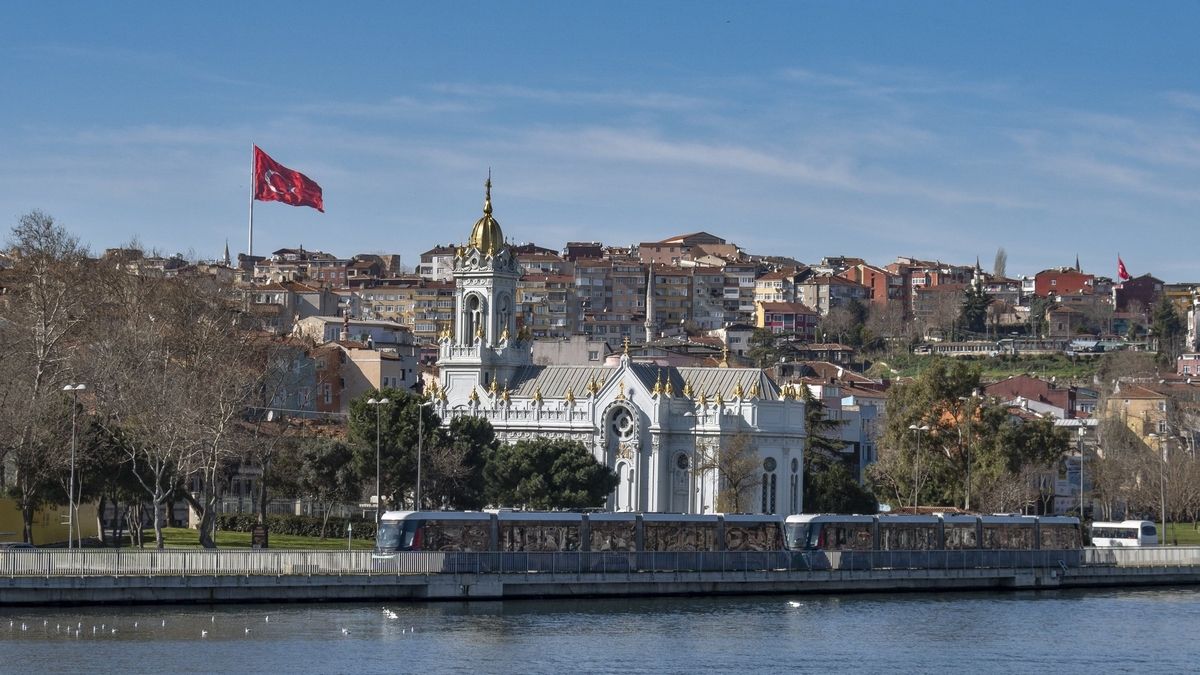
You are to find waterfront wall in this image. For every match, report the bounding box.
[2,548,1199,606]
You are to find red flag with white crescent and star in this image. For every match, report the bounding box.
[1117,256,1131,282]
[253,146,324,212]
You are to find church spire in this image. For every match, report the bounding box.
[222,240,231,267]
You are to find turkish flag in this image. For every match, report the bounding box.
[253,146,324,212]
[1117,256,1131,282]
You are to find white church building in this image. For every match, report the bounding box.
[427,179,812,515]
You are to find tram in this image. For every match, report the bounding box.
[374,510,786,573]
[784,513,1083,569]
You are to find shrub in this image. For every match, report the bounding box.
[216,513,376,540]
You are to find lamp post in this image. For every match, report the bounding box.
[1077,427,1087,520]
[366,397,390,526]
[958,392,978,511]
[908,423,930,509]
[62,384,86,550]
[1148,432,1168,545]
[415,400,435,510]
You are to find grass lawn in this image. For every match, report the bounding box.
[149,527,374,550]
[1160,522,1200,546]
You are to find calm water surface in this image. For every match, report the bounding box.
[2,588,1198,673]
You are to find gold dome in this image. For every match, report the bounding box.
[468,176,504,254]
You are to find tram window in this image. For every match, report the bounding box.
[643,523,717,551]
[589,521,636,551]
[1040,525,1081,549]
[501,523,580,552]
[1141,525,1157,537]
[944,525,978,550]
[878,525,937,551]
[424,520,491,551]
[725,523,782,551]
[982,524,1034,550]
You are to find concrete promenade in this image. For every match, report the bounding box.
[2,548,1198,606]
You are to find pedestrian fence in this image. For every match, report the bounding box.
[0,547,1167,578]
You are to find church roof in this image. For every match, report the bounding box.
[503,362,781,401]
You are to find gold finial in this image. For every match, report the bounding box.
[533,386,543,404]
[487,242,495,257]
[489,377,499,395]
[749,381,760,399]
[733,381,745,399]
[468,386,479,403]
[715,391,724,406]
[622,335,630,356]
[475,323,484,340]
[564,387,575,405]
[683,379,693,398]
[500,325,510,342]
[719,344,730,368]
[652,371,663,396]
[586,375,600,395]
[438,387,447,403]
[664,377,674,397]
[698,390,708,406]
[616,380,626,400]
[501,386,510,404]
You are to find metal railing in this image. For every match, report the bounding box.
[1083,546,1200,567]
[0,548,1104,578]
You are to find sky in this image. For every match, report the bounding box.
[2,2,1198,280]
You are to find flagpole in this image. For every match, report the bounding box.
[248,143,255,258]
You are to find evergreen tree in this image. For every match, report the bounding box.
[1150,295,1184,364]
[484,438,618,509]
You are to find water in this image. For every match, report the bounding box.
[2,588,1199,673]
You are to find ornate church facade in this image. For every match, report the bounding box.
[429,180,810,515]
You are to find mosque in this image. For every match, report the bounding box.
[427,179,810,515]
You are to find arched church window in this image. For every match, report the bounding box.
[761,457,778,515]
[675,453,689,471]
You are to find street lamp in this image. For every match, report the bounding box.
[1148,432,1168,546]
[366,397,390,526]
[958,392,979,511]
[415,400,435,510]
[1077,427,1087,521]
[62,384,86,550]
[908,423,930,509]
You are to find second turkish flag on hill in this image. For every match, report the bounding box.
[253,146,324,212]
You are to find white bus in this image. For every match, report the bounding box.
[1090,520,1158,547]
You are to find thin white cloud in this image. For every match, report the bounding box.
[429,82,714,111]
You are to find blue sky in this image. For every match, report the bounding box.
[2,2,1198,279]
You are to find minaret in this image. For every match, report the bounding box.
[644,265,656,344]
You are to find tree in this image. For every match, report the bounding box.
[992,248,1007,279]
[747,328,789,368]
[0,211,91,542]
[347,388,440,510]
[959,281,992,335]
[1150,295,1185,365]
[484,437,618,509]
[867,358,1068,511]
[805,462,878,514]
[295,439,360,538]
[800,384,877,513]
[84,271,255,548]
[424,416,496,509]
[1027,296,1052,338]
[694,433,762,513]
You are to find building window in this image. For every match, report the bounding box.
[588,350,600,361]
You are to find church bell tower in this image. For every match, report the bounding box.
[437,176,531,401]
